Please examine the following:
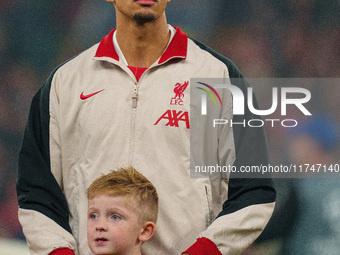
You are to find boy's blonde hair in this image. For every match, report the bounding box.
[87,167,158,223]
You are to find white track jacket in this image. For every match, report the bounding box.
[17,26,276,255]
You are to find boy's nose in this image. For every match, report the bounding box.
[96,220,108,231]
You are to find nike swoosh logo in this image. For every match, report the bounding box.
[80,89,105,100]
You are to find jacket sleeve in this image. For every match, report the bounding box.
[16,68,78,255]
[184,60,276,255]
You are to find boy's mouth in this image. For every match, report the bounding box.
[95,238,108,244]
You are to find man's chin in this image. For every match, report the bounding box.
[133,12,156,25]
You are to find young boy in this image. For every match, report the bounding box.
[87,167,158,255]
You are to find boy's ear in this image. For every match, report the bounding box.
[138,221,156,242]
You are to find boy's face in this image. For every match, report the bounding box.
[87,194,144,255]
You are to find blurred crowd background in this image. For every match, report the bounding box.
[0,0,339,254]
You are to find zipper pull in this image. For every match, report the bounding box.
[132,86,138,108]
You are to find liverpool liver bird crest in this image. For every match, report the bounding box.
[170,81,189,105]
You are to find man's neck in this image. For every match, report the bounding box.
[115,14,170,68]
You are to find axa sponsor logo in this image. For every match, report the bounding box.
[154,110,190,129]
[170,81,189,106]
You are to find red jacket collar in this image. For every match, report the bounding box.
[94,26,188,64]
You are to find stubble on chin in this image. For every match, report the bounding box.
[133,12,156,25]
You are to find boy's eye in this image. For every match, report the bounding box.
[89,213,98,220]
[112,215,121,220]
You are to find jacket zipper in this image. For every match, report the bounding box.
[129,83,139,165]
[132,84,138,108]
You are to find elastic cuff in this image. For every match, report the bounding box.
[182,237,222,255]
[49,248,75,255]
